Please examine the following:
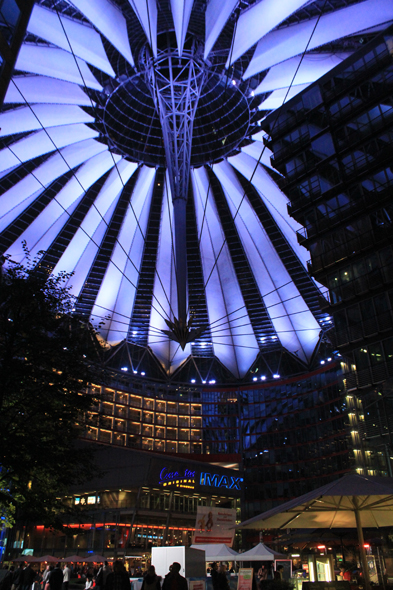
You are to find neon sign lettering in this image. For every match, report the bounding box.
[200,472,243,490]
[159,467,196,489]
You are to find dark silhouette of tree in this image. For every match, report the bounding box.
[0,246,104,527]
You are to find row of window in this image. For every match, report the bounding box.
[328,246,393,304]
[93,387,203,414]
[98,405,203,428]
[295,166,393,237]
[0,0,20,46]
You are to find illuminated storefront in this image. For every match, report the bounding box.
[5,446,242,560]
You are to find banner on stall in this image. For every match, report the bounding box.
[192,506,236,544]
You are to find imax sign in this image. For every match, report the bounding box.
[200,472,243,490]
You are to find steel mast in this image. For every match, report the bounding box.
[141,34,207,348]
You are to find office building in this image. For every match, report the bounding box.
[262,26,393,477]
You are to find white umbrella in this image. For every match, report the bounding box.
[237,474,393,590]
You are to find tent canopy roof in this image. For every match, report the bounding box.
[238,543,286,561]
[191,544,238,561]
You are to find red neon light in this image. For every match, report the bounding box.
[43,522,195,532]
[364,544,370,548]
[317,546,326,549]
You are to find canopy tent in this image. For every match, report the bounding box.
[191,544,239,561]
[238,543,286,561]
[35,555,59,563]
[236,474,393,590]
[13,555,36,562]
[84,554,108,563]
[62,555,86,562]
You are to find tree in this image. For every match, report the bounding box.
[0,248,104,528]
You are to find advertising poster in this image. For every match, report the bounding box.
[237,569,254,590]
[193,506,236,544]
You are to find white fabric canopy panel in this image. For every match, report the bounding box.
[170,0,194,57]
[245,0,393,78]
[204,0,237,59]
[0,0,370,381]
[5,152,123,264]
[16,45,102,90]
[0,124,99,174]
[93,165,155,344]
[27,5,116,76]
[192,167,259,378]
[5,76,93,106]
[212,161,321,364]
[0,105,94,137]
[128,0,157,56]
[70,0,134,66]
[230,0,309,66]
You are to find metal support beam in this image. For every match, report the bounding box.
[141,34,206,327]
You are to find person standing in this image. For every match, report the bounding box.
[104,561,130,590]
[210,563,219,590]
[257,566,268,590]
[21,564,35,590]
[0,566,14,590]
[162,563,187,590]
[62,564,71,590]
[215,565,229,590]
[11,564,23,590]
[141,566,161,590]
[48,564,63,590]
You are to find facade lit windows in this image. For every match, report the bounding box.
[263,26,393,478]
[0,0,34,104]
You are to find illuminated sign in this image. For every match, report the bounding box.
[158,467,243,491]
[159,467,196,489]
[200,472,243,490]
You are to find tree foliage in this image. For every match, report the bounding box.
[0,248,104,528]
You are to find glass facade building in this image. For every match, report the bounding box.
[0,0,34,103]
[262,26,393,478]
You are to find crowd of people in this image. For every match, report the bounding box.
[0,560,190,590]
[0,561,111,590]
